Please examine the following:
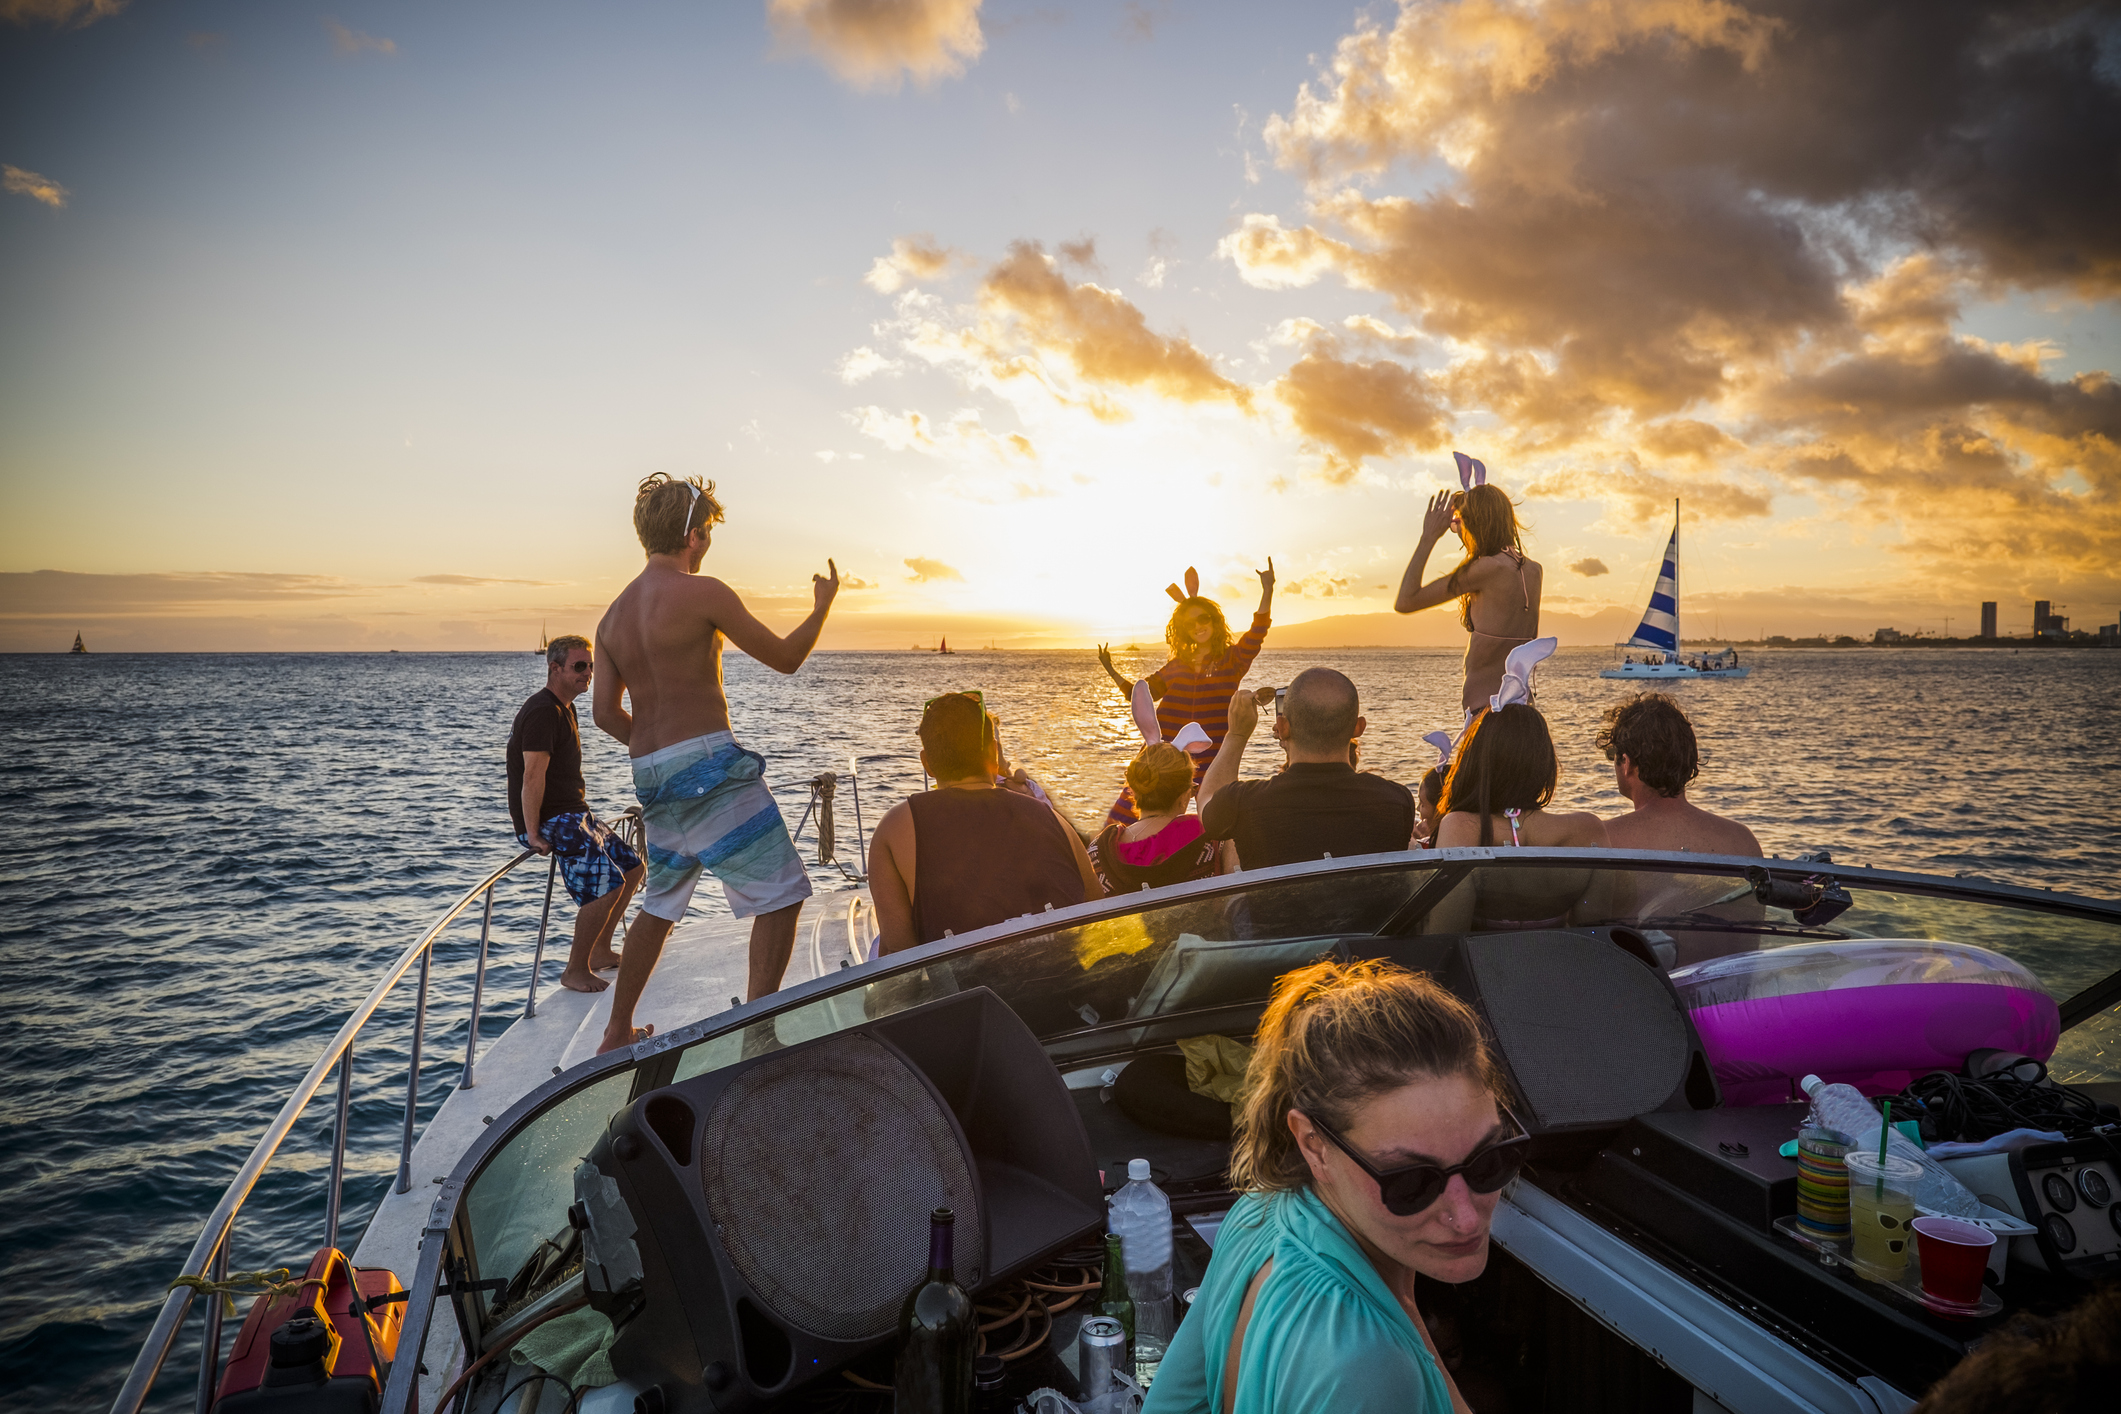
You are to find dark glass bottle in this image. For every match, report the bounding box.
[895,1207,975,1414]
[1096,1233,1135,1358]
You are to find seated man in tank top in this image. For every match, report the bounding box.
[868,693,1101,955]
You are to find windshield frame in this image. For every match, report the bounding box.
[383,846,2121,1409]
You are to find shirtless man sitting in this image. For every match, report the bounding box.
[1597,693,1762,856]
[1599,693,1764,965]
[591,474,839,1053]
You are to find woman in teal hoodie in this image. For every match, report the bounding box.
[1144,959,1528,1414]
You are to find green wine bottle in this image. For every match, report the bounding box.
[1096,1233,1135,1359]
[895,1207,975,1413]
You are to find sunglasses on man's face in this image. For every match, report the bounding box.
[1307,1106,1531,1216]
[569,660,592,673]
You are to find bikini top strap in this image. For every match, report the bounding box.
[1503,806,1523,846]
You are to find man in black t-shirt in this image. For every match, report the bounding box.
[507,635,643,993]
[1197,668,1415,869]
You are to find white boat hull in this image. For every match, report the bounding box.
[1598,662,1750,679]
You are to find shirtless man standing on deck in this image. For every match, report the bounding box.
[592,474,839,1053]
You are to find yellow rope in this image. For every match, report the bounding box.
[168,1269,325,1319]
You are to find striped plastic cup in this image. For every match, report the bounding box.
[1795,1126,1853,1241]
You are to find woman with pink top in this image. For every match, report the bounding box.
[1088,742,1226,896]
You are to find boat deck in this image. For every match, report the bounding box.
[349,887,870,1405]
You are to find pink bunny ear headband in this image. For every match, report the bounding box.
[1453,451,1487,490]
[1165,567,1202,604]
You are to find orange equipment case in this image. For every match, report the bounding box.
[211,1247,404,1411]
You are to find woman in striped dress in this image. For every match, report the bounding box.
[1097,561,1275,825]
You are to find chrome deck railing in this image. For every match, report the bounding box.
[109,803,648,1414]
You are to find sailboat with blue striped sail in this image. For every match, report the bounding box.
[1599,500,1750,679]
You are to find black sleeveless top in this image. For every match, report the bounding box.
[907,788,1085,944]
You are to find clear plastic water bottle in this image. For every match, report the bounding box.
[1107,1159,1174,1384]
[1799,1075,1980,1218]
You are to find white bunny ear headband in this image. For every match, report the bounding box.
[1422,729,1455,773]
[1490,636,1558,714]
[1453,451,1487,490]
[1132,679,1213,755]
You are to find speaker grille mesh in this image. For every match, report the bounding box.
[699,1032,983,1342]
[1467,934,1689,1127]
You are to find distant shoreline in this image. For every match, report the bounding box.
[25,641,2116,655]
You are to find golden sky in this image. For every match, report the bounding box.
[3,1,2117,650]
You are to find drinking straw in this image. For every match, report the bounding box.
[1875,1099,1892,1198]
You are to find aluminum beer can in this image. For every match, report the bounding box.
[1078,1315,1127,1397]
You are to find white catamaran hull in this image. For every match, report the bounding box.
[1599,662,1751,679]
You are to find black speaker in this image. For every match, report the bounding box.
[572,986,1105,1411]
[1366,929,1719,1154]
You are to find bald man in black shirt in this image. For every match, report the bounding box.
[1197,668,1415,869]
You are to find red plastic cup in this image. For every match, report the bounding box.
[1912,1216,1996,1307]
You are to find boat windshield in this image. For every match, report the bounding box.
[449,852,2120,1344]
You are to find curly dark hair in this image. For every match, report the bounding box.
[1912,1281,2121,1413]
[1595,692,1700,798]
[1164,596,1232,663]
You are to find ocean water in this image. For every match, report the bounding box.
[2,646,2116,1409]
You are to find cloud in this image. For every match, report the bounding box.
[323,18,395,56]
[856,405,1032,457]
[863,234,957,293]
[1121,2,1172,42]
[1217,214,1350,290]
[1270,335,1449,483]
[769,0,985,92]
[837,345,902,382]
[976,241,1251,410]
[3,165,67,209]
[1209,0,2120,581]
[0,570,366,612]
[1056,237,1100,271]
[0,0,126,26]
[412,574,565,587]
[904,556,964,583]
[841,573,878,589]
[1570,558,1610,577]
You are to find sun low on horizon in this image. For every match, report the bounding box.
[2,0,2117,653]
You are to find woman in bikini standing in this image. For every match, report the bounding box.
[1392,454,1542,720]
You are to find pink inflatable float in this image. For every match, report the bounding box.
[1669,940,2059,1107]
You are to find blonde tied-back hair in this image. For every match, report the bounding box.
[1446,484,1526,631]
[1228,959,1507,1194]
[634,474,726,557]
[1125,742,1196,815]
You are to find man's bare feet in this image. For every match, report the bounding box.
[596,1023,653,1055]
[559,968,611,994]
[587,948,623,972]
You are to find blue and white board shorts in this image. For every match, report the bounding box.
[632,731,812,922]
[517,811,641,908]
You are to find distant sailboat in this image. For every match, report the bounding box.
[1599,500,1750,680]
[936,637,954,655]
[532,621,548,656]
[71,631,86,654]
